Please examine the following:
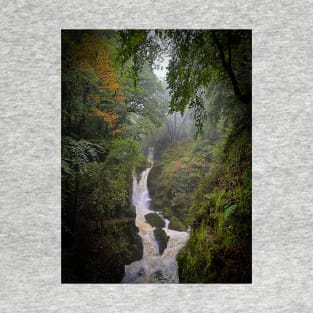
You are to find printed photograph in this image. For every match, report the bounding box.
[61,29,252,283]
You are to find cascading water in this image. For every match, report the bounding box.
[122,147,189,283]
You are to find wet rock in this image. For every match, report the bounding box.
[153,228,169,255]
[145,213,165,228]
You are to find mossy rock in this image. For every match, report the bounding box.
[168,216,187,231]
[151,270,167,283]
[145,213,165,228]
[153,228,169,255]
[123,224,143,263]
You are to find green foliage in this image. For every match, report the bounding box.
[148,141,211,228]
[62,137,107,173]
[177,126,251,283]
[168,216,186,231]
[120,62,168,141]
[62,136,146,282]
[121,30,251,134]
[117,30,161,87]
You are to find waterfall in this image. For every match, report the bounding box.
[122,147,189,283]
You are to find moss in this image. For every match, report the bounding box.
[153,228,169,255]
[151,270,167,283]
[145,213,165,228]
[177,127,252,283]
[168,216,187,231]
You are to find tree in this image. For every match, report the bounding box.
[165,110,190,145]
[117,30,251,132]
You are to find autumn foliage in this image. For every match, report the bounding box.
[72,34,122,93]
[89,107,119,129]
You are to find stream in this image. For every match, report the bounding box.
[122,147,189,283]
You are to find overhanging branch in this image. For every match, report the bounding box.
[211,31,241,99]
